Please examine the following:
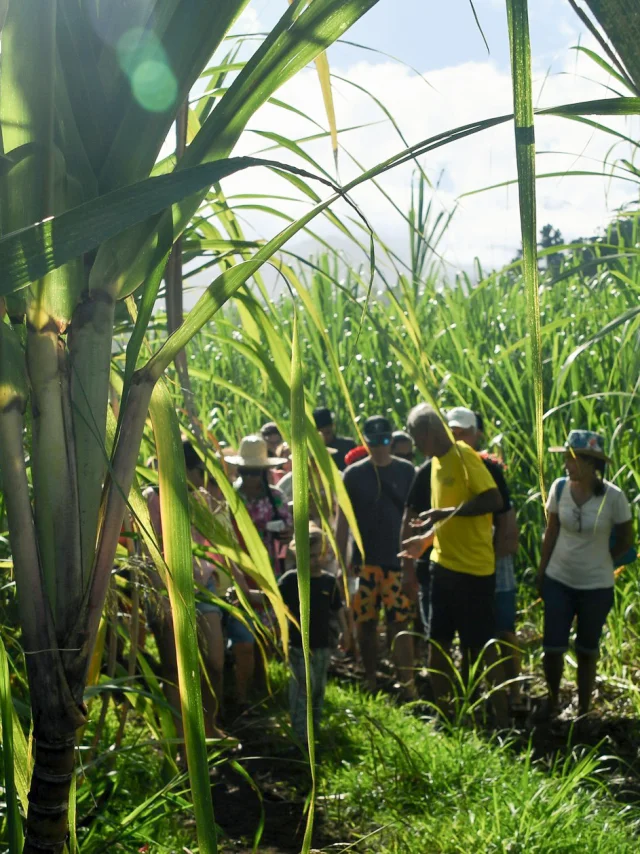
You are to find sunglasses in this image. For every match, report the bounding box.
[239,468,265,477]
[366,435,391,447]
[572,506,582,533]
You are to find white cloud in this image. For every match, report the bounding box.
[215,37,639,279]
[229,5,262,36]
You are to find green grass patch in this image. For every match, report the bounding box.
[315,681,640,853]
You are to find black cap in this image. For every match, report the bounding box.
[363,415,392,438]
[313,407,334,429]
[260,421,281,438]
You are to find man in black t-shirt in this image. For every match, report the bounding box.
[336,416,416,696]
[280,524,346,742]
[313,406,357,471]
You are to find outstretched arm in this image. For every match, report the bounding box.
[420,487,503,527]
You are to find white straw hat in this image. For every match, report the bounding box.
[224,435,282,468]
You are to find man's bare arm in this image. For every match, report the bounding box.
[494,507,519,558]
[400,506,419,598]
[420,488,502,527]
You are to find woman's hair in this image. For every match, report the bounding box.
[577,453,607,495]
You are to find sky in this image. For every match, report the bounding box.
[189,0,639,289]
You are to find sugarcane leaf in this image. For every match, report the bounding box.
[0,155,337,297]
[55,0,114,179]
[571,45,634,92]
[68,773,78,854]
[580,0,640,94]
[94,0,382,297]
[559,305,640,380]
[0,634,25,846]
[537,95,640,115]
[289,310,316,853]
[118,249,171,425]
[2,99,582,303]
[286,0,338,170]
[314,51,339,172]
[98,0,251,191]
[148,379,218,854]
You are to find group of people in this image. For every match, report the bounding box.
[143,402,636,746]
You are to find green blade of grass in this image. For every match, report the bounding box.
[0,634,23,853]
[286,0,339,171]
[313,51,339,172]
[148,379,218,854]
[506,0,544,499]
[68,772,78,854]
[290,310,316,853]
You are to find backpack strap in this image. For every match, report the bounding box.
[555,477,567,508]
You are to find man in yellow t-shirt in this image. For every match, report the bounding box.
[430,437,498,575]
[401,403,508,726]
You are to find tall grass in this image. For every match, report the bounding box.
[183,209,640,561]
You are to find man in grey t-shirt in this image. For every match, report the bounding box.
[336,416,416,696]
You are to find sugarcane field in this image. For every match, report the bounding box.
[1,2,640,853]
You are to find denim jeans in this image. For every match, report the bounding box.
[542,575,614,655]
[289,646,331,742]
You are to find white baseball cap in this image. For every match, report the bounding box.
[447,407,477,430]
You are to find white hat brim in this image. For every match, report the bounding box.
[224,455,282,468]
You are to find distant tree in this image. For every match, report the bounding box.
[539,224,564,275]
[510,223,565,274]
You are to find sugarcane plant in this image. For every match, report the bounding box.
[0,2,381,851]
[0,0,639,852]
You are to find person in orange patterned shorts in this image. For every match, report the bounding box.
[336,416,416,697]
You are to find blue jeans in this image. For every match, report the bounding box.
[225,614,255,646]
[542,575,614,656]
[288,647,331,742]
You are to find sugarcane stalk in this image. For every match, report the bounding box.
[27,324,83,634]
[68,290,116,586]
[81,376,156,661]
[115,560,141,750]
[0,321,86,854]
[89,583,118,755]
